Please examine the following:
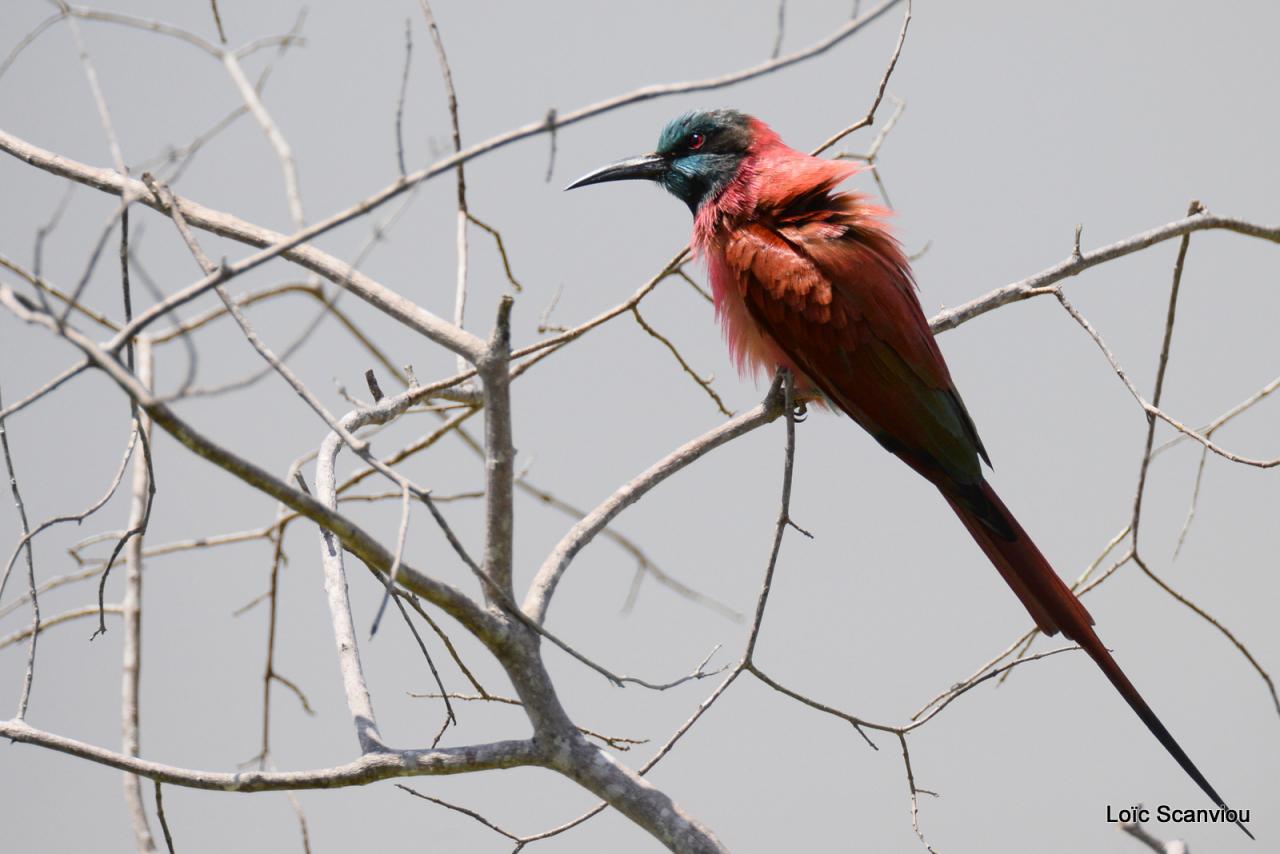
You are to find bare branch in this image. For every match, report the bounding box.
[0,286,498,640]
[931,211,1280,334]
[4,6,1274,850]
[0,605,122,651]
[313,429,387,753]
[1,252,119,332]
[466,214,524,293]
[222,52,305,229]
[631,305,733,417]
[393,19,413,176]
[154,781,176,854]
[1119,815,1189,854]
[208,0,227,43]
[1053,288,1278,467]
[0,383,38,718]
[480,298,516,597]
[0,12,64,82]
[897,732,939,854]
[1133,555,1279,717]
[389,592,455,738]
[59,3,127,176]
[397,784,522,842]
[120,337,156,851]
[0,360,90,423]
[419,0,472,378]
[369,484,412,638]
[1132,201,1200,549]
[0,0,905,359]
[744,372,799,659]
[812,0,912,155]
[144,175,371,456]
[0,129,487,363]
[0,719,541,790]
[524,381,786,623]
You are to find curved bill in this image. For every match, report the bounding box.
[564,153,666,190]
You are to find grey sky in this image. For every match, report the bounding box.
[1,1,1277,852]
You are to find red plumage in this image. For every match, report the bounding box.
[693,118,1243,827]
[568,110,1245,832]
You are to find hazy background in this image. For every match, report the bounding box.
[1,1,1277,851]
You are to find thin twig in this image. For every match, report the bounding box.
[408,693,643,750]
[143,175,371,456]
[391,592,456,738]
[1133,554,1280,717]
[0,358,90,422]
[121,338,156,851]
[1,285,498,641]
[897,732,938,854]
[419,0,471,375]
[630,305,733,417]
[285,792,312,854]
[0,604,121,650]
[222,52,304,229]
[0,12,64,82]
[154,781,176,853]
[397,592,488,696]
[1053,289,1278,468]
[208,0,227,43]
[811,0,911,155]
[523,381,785,623]
[0,718,541,789]
[744,372,798,659]
[932,212,1280,336]
[397,784,522,842]
[394,19,413,176]
[0,384,38,719]
[772,1,787,59]
[0,1,906,356]
[1132,201,1200,549]
[466,213,524,293]
[369,484,412,637]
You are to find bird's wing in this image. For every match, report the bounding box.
[721,209,990,492]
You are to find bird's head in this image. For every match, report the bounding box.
[566,109,755,213]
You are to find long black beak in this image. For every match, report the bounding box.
[564,153,667,190]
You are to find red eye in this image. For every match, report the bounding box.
[688,132,705,151]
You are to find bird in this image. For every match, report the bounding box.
[567,108,1250,837]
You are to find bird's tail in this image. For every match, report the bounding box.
[943,479,1252,840]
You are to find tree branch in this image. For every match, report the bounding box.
[523,380,786,623]
[0,718,539,790]
[929,211,1280,334]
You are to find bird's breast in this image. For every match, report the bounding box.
[702,242,812,391]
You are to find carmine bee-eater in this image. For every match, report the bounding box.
[568,109,1249,836]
